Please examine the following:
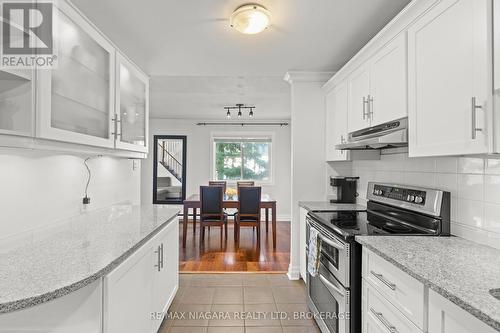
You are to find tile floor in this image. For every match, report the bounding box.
[159,273,320,333]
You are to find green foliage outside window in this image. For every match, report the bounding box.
[215,141,270,181]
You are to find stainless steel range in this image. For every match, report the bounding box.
[306,182,451,333]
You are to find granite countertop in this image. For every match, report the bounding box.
[356,236,500,331]
[0,204,180,314]
[299,201,366,212]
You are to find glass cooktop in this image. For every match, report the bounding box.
[308,210,436,240]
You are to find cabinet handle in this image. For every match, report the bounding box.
[471,97,483,139]
[363,97,369,120]
[368,95,374,119]
[154,245,161,271]
[370,270,396,290]
[370,308,398,333]
[160,243,164,269]
[111,115,122,137]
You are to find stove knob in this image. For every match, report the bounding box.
[415,196,423,204]
[406,195,411,201]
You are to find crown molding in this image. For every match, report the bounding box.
[283,71,335,84]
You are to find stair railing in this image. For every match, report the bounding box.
[158,141,182,181]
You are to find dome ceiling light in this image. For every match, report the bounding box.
[230,4,271,35]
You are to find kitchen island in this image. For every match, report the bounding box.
[0,204,180,333]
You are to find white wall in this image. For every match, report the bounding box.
[141,118,292,219]
[285,72,332,279]
[328,151,500,250]
[0,148,141,238]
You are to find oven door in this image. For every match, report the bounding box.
[306,216,350,287]
[307,261,350,333]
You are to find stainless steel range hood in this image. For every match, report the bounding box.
[335,117,408,150]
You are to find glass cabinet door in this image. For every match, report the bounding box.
[0,69,34,137]
[36,1,115,148]
[115,53,149,153]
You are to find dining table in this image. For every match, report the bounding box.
[182,193,277,249]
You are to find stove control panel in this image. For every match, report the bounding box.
[373,184,426,205]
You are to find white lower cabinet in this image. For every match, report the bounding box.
[428,290,497,333]
[151,219,179,324]
[299,207,308,281]
[362,247,498,333]
[362,248,425,329]
[362,280,422,333]
[0,220,178,333]
[0,280,102,333]
[104,220,179,333]
[104,240,154,333]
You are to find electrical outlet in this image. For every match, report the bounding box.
[83,197,90,205]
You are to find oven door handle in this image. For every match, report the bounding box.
[319,273,345,299]
[318,233,345,250]
[307,217,345,250]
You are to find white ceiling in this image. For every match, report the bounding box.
[150,76,291,120]
[71,0,411,77]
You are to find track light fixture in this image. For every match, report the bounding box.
[224,103,255,119]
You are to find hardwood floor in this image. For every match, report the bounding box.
[179,219,290,272]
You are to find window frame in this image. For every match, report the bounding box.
[210,131,275,185]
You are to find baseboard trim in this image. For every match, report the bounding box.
[287,265,301,280]
[275,215,291,222]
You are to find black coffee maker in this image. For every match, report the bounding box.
[330,176,359,203]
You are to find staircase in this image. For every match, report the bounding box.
[158,141,183,183]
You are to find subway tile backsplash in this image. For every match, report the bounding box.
[327,153,500,250]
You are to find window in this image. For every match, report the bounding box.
[212,135,272,182]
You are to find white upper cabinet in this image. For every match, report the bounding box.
[494,0,500,92]
[36,1,116,148]
[370,33,407,126]
[0,69,35,137]
[348,64,371,133]
[407,0,489,157]
[326,81,349,161]
[347,33,407,133]
[115,53,149,153]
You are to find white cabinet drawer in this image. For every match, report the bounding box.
[428,290,497,333]
[363,279,423,333]
[362,248,425,330]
